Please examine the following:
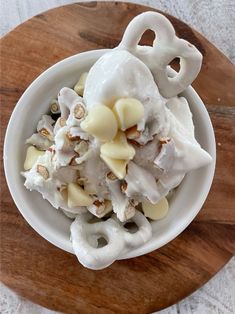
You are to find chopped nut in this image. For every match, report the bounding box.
[51,103,59,113]
[87,199,112,218]
[100,131,135,160]
[125,125,141,140]
[58,117,66,127]
[53,117,66,135]
[74,103,86,120]
[37,165,49,180]
[39,128,52,140]
[120,181,128,193]
[93,199,104,207]
[66,132,81,142]
[37,115,54,141]
[159,137,171,145]
[50,99,60,114]
[106,171,118,181]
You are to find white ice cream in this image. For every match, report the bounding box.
[83,49,211,203]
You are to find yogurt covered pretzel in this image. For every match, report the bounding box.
[71,211,152,269]
[118,12,202,98]
[71,213,125,269]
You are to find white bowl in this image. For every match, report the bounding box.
[3,49,216,260]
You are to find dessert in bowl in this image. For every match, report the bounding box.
[4,12,216,270]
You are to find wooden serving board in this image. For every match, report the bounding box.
[1,2,235,313]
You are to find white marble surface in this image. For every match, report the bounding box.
[0,1,234,313]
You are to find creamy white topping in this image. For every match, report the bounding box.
[22,11,212,270]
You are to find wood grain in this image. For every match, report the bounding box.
[0,2,235,313]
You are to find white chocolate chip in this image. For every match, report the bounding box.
[80,105,118,141]
[23,146,45,170]
[142,197,169,220]
[113,98,144,131]
[101,154,128,180]
[67,183,93,207]
[100,131,135,160]
[74,72,88,96]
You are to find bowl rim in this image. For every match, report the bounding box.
[3,49,216,260]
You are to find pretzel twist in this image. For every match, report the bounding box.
[70,211,152,270]
[118,12,202,98]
